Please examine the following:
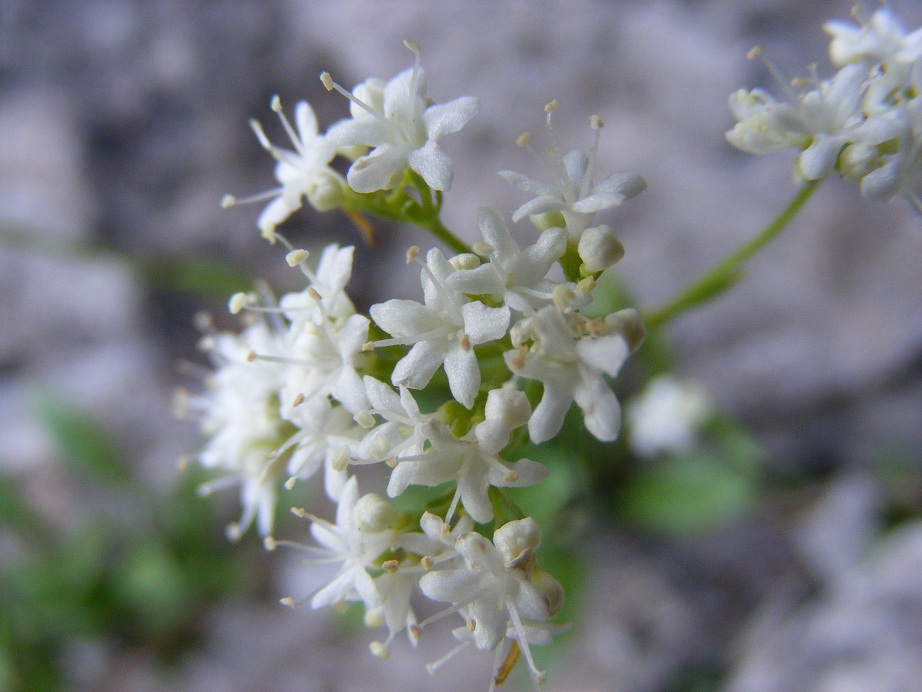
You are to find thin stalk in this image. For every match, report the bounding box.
[644,180,821,328]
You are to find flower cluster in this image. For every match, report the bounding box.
[727,6,922,212]
[183,43,646,688]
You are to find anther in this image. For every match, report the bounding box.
[292,392,305,407]
[406,245,420,263]
[386,457,397,469]
[286,249,310,267]
[228,292,251,314]
[421,555,434,570]
[220,194,237,208]
[319,71,334,91]
[459,333,472,351]
[280,597,296,607]
[285,477,297,490]
[382,559,400,573]
[505,470,519,483]
[544,99,558,112]
[403,39,420,54]
[291,507,307,518]
[355,410,375,429]
[590,114,604,130]
[263,535,277,551]
[270,94,282,112]
[331,447,351,472]
[516,131,531,147]
[747,45,762,61]
[362,341,375,352]
[369,642,390,660]
[307,287,322,302]
[245,351,257,363]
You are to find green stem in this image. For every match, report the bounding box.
[418,214,471,255]
[643,180,821,329]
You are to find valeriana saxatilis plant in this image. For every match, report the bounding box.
[180,7,922,688]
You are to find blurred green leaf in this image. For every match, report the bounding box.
[617,452,757,536]
[138,256,254,297]
[31,392,133,487]
[0,472,46,533]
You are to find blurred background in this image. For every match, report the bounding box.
[2,0,922,689]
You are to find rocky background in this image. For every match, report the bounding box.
[2,0,922,690]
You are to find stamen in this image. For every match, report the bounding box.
[270,95,308,158]
[319,70,387,121]
[426,640,470,675]
[505,598,544,685]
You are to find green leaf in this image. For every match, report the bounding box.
[31,392,133,487]
[617,452,757,536]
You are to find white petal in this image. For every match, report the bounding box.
[392,340,445,389]
[425,96,480,139]
[408,140,454,191]
[444,344,480,409]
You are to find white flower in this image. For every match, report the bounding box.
[279,244,358,328]
[499,107,645,239]
[188,321,290,540]
[825,8,922,66]
[353,378,432,463]
[726,64,869,181]
[627,376,712,458]
[446,207,567,314]
[281,310,370,415]
[280,394,363,501]
[386,419,548,524]
[505,306,641,443]
[418,518,562,687]
[227,97,344,241]
[369,247,509,409]
[324,45,479,192]
[299,476,395,611]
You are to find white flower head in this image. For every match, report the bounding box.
[499,104,646,240]
[418,518,562,687]
[279,244,358,329]
[369,247,509,409]
[353,378,432,463]
[726,63,870,181]
[297,476,395,612]
[187,320,291,540]
[825,7,922,67]
[505,306,642,443]
[447,207,567,314]
[386,419,548,524]
[223,96,344,241]
[627,375,712,458]
[281,394,363,501]
[324,41,479,192]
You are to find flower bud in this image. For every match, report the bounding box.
[306,170,347,212]
[578,224,625,272]
[354,493,396,532]
[494,517,541,573]
[605,308,646,353]
[530,569,564,618]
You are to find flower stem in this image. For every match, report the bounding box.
[418,214,471,255]
[643,180,821,328]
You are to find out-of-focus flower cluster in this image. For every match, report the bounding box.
[727,7,922,212]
